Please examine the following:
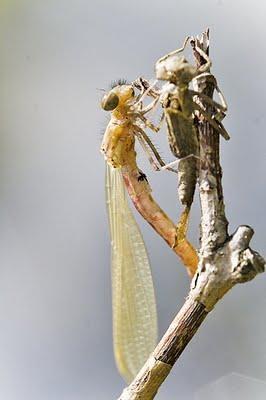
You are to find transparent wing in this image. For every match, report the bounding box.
[106,164,158,383]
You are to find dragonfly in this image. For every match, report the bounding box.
[100,80,198,382]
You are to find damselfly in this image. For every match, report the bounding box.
[100,81,198,382]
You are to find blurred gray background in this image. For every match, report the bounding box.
[0,0,265,399]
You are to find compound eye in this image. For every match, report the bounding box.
[101,91,119,111]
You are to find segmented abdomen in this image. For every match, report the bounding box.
[165,108,199,207]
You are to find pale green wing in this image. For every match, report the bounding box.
[106,164,158,383]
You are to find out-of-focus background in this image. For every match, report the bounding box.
[0,1,265,399]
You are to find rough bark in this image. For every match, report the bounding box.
[116,30,265,400]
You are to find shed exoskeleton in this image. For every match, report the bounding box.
[155,36,230,208]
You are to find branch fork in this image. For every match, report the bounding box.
[190,225,265,312]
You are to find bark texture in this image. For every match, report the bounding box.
[116,30,265,400]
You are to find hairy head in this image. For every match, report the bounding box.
[101,82,135,112]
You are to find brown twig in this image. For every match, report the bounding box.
[121,163,198,277]
[116,29,265,400]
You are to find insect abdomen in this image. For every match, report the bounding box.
[166,108,199,207]
[177,157,197,206]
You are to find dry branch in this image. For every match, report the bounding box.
[117,30,265,400]
[121,164,198,277]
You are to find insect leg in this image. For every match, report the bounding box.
[191,72,228,121]
[139,96,160,115]
[138,112,165,133]
[134,79,159,109]
[195,74,228,112]
[133,125,177,173]
[160,154,201,171]
[161,154,200,207]
[190,89,227,114]
[193,102,230,140]
[129,86,164,132]
[133,79,146,103]
[172,206,191,249]
[133,77,160,99]
[191,41,212,73]
[213,82,228,121]
[157,36,191,64]
[135,132,161,172]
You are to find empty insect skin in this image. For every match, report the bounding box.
[161,82,200,207]
[100,83,198,382]
[155,37,230,208]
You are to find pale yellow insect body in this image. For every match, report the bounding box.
[101,84,158,383]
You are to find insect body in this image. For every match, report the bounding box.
[101,83,158,382]
[101,83,174,173]
[101,82,198,381]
